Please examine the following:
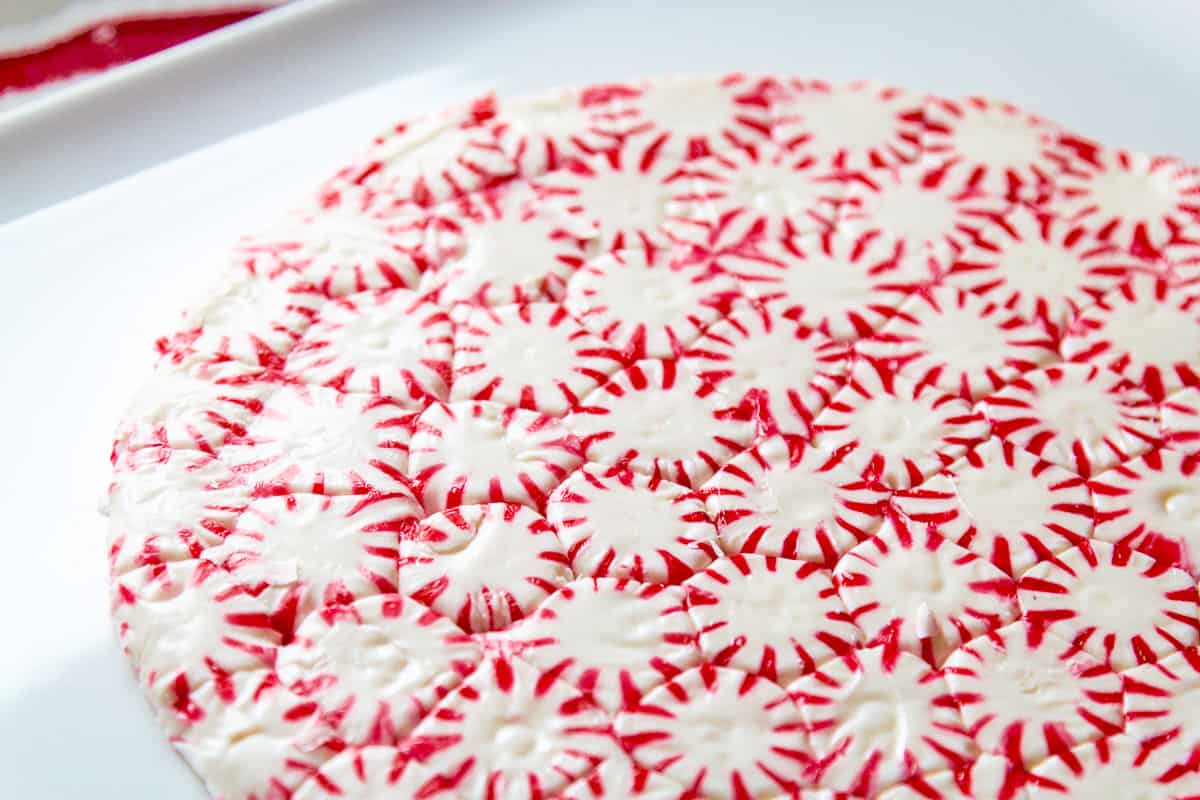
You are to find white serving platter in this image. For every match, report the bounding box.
[0,0,1197,796]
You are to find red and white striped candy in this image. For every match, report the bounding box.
[114,359,274,459]
[603,73,779,161]
[111,560,280,708]
[413,182,596,307]
[878,754,1028,800]
[681,302,850,437]
[1051,144,1200,257]
[860,285,1060,403]
[812,358,991,489]
[703,434,888,564]
[948,205,1142,333]
[1123,647,1200,776]
[1163,230,1200,280]
[157,271,325,370]
[566,358,757,488]
[491,577,698,712]
[206,491,418,629]
[276,593,480,747]
[285,289,452,404]
[546,464,719,584]
[107,447,249,579]
[530,137,697,257]
[402,656,616,799]
[1026,734,1200,800]
[169,668,338,800]
[684,553,861,684]
[678,143,845,241]
[790,645,968,796]
[840,163,1002,260]
[234,206,426,298]
[615,663,808,799]
[408,401,583,512]
[451,302,620,416]
[320,94,517,211]
[664,197,797,289]
[109,76,1200,797]
[555,753,686,800]
[742,226,934,341]
[943,620,1124,768]
[835,512,1018,666]
[1092,448,1200,577]
[1162,387,1200,460]
[222,384,416,495]
[1017,539,1200,670]
[891,437,1095,577]
[981,363,1161,477]
[564,245,742,361]
[1062,271,1200,401]
[920,95,1069,205]
[399,503,570,633]
[489,85,630,177]
[292,747,440,800]
[771,79,925,172]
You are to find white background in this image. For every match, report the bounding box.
[0,0,1198,795]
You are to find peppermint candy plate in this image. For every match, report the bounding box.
[107,74,1200,800]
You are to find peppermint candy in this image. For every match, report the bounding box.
[408,400,583,512]
[114,359,275,459]
[221,384,416,495]
[275,593,480,746]
[566,358,756,487]
[1051,143,1200,257]
[451,302,619,415]
[546,464,720,583]
[948,204,1141,333]
[402,656,616,799]
[285,289,453,403]
[771,79,925,172]
[943,620,1124,767]
[1026,734,1200,800]
[834,512,1019,666]
[413,182,595,306]
[398,503,571,633]
[1016,539,1200,670]
[615,663,807,799]
[565,245,742,361]
[321,94,517,210]
[1092,448,1200,576]
[107,447,249,578]
[981,363,1161,477]
[492,577,698,712]
[861,285,1060,403]
[704,434,887,564]
[109,75,1200,798]
[920,94,1069,204]
[234,206,426,297]
[791,645,969,796]
[684,553,860,684]
[812,357,991,489]
[206,491,419,631]
[891,437,1094,577]
[1062,271,1200,401]
[681,302,850,436]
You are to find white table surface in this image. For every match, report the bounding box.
[1,0,1198,795]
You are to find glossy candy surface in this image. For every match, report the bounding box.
[110,75,1200,799]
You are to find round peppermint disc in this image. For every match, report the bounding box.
[942,620,1124,767]
[107,74,1200,798]
[1026,734,1200,800]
